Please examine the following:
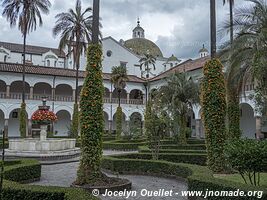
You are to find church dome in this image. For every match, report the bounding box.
[167,54,179,62]
[124,38,163,57]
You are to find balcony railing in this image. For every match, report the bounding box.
[0,92,144,105]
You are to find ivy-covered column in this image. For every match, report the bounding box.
[76,44,105,184]
[201,59,227,172]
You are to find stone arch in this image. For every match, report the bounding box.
[55,84,73,101]
[112,110,127,131]
[54,110,71,136]
[8,108,28,137]
[10,81,31,99]
[33,82,52,100]
[129,112,143,135]
[129,89,143,103]
[240,103,256,139]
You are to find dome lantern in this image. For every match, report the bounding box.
[133,18,145,39]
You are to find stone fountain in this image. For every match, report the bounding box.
[6,98,80,160]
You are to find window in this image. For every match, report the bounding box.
[47,60,50,67]
[4,55,7,63]
[54,61,57,67]
[106,50,112,57]
[170,63,173,68]
[120,61,127,68]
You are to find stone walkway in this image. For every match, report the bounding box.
[30,151,188,200]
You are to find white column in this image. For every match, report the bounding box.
[127,93,130,104]
[195,119,201,139]
[30,87,34,99]
[6,85,10,98]
[27,119,32,137]
[255,116,262,139]
[72,89,76,101]
[4,119,8,137]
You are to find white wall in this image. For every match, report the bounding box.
[240,103,256,138]
[54,110,71,136]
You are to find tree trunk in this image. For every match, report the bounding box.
[210,0,216,58]
[92,0,100,44]
[118,90,121,107]
[22,32,27,103]
[229,0,234,44]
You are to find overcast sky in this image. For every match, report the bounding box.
[0,0,248,59]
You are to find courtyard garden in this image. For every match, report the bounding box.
[0,0,267,199]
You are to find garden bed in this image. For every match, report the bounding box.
[2,159,98,200]
[101,156,267,200]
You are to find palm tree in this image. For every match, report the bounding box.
[139,53,156,104]
[2,0,51,137]
[2,0,51,103]
[53,0,92,138]
[53,0,92,104]
[223,0,235,44]
[220,0,267,138]
[157,73,199,144]
[111,66,128,107]
[210,0,217,58]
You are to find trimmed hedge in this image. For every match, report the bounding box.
[138,146,207,154]
[2,160,98,200]
[103,141,147,150]
[110,153,207,165]
[101,156,267,200]
[4,160,41,183]
[160,144,206,150]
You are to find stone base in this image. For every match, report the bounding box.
[6,138,79,161]
[8,138,76,151]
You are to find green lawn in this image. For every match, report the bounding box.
[214,173,267,187]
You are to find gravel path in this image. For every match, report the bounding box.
[30,151,188,200]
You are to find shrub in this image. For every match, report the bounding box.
[19,103,27,138]
[201,59,227,172]
[101,156,267,200]
[224,139,267,186]
[4,160,41,183]
[138,146,206,154]
[110,153,207,165]
[160,144,206,150]
[115,106,122,139]
[103,141,147,150]
[70,103,79,139]
[2,160,98,200]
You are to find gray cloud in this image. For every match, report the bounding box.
[0,0,250,59]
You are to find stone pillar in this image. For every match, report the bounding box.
[4,119,8,138]
[6,85,10,98]
[27,119,32,137]
[30,87,34,99]
[72,89,76,101]
[52,88,55,100]
[108,120,113,134]
[125,120,130,133]
[255,116,262,139]
[195,119,201,139]
[109,92,112,103]
[127,93,130,104]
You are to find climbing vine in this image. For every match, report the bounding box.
[70,103,79,138]
[19,102,27,138]
[76,44,104,184]
[201,59,227,172]
[115,106,122,139]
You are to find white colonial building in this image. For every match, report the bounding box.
[0,20,265,139]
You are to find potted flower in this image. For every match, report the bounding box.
[31,98,57,140]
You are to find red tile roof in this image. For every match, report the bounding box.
[0,41,65,58]
[150,56,210,81]
[0,62,145,83]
